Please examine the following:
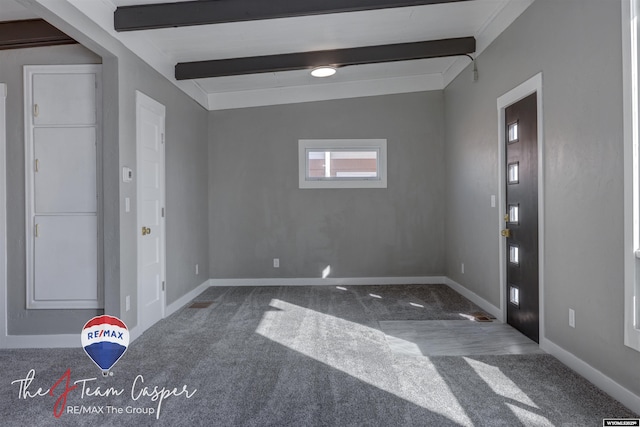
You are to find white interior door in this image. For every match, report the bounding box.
[136,91,165,333]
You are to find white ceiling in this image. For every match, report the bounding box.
[8,0,534,110]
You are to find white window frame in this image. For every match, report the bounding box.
[298,139,387,189]
[623,0,640,351]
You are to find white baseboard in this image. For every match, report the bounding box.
[444,277,503,320]
[165,279,211,317]
[541,337,640,414]
[208,276,447,287]
[0,280,211,349]
[446,278,640,413]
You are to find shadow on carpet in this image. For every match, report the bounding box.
[0,284,636,426]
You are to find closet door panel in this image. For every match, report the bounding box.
[34,127,96,213]
[32,73,96,126]
[33,215,97,302]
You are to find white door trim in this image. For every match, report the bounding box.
[135,90,166,334]
[0,83,7,346]
[496,72,545,340]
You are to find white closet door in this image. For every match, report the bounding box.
[32,73,96,126]
[25,64,102,309]
[33,215,97,302]
[34,127,96,213]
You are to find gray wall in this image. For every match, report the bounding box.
[1,42,209,334]
[444,0,640,395]
[115,50,209,330]
[0,44,102,334]
[208,92,445,279]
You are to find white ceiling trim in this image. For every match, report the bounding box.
[212,0,535,109]
[207,73,444,110]
[16,0,535,111]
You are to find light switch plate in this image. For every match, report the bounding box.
[569,308,575,328]
[123,167,133,182]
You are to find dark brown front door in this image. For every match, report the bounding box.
[504,93,539,343]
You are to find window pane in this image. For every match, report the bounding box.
[307,151,327,178]
[509,245,520,265]
[508,121,519,143]
[299,139,387,189]
[307,149,379,179]
[508,204,519,224]
[508,162,519,184]
[510,286,520,306]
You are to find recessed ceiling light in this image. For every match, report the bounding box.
[311,66,337,78]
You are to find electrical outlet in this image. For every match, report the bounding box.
[273,258,280,268]
[126,295,130,312]
[569,308,575,328]
[461,263,465,274]
[195,264,199,275]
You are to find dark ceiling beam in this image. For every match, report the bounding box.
[0,19,76,51]
[115,0,473,32]
[175,37,475,80]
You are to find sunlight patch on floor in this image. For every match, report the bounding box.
[255,298,474,426]
[380,320,544,357]
[505,402,554,426]
[464,357,544,414]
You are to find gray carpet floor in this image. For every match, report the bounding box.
[0,284,637,426]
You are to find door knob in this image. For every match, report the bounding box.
[501,229,511,238]
[141,226,151,236]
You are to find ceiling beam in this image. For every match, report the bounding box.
[0,19,76,51]
[115,0,472,32]
[175,37,475,80]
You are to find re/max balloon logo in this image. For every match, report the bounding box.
[81,315,130,375]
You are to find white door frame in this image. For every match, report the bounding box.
[497,72,545,341]
[0,83,7,346]
[135,90,166,334]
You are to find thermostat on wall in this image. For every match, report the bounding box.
[123,167,133,182]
